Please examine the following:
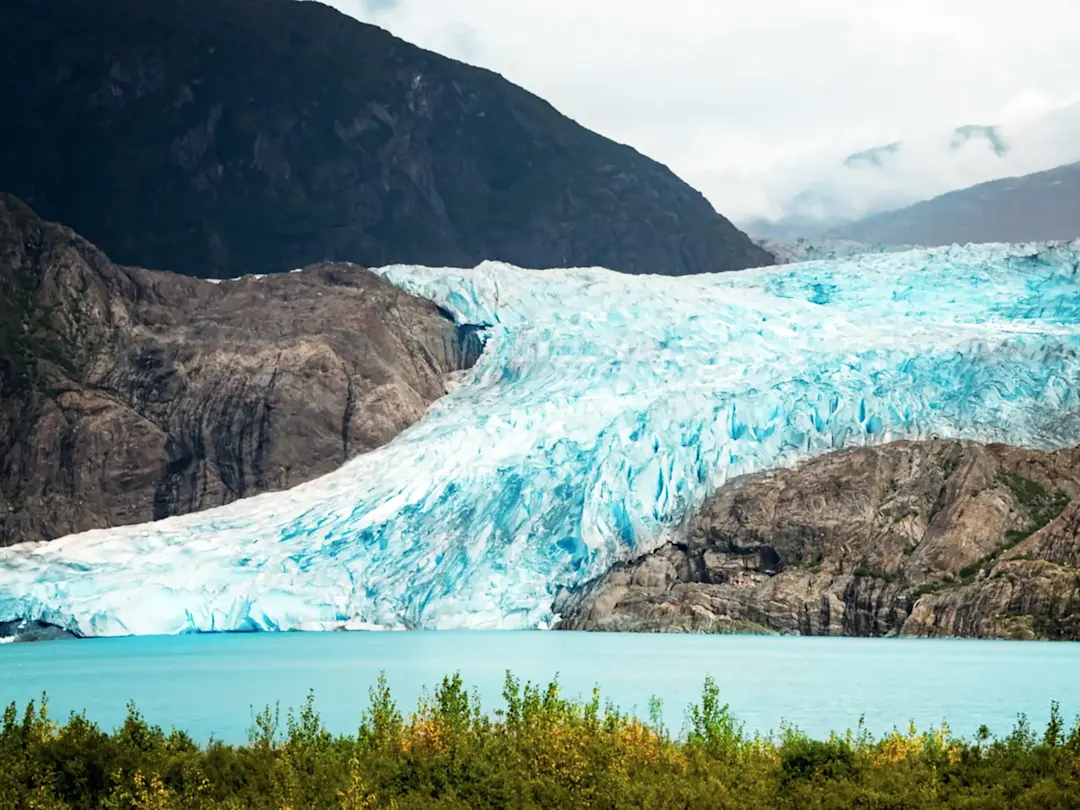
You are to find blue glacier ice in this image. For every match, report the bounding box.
[3,241,1080,636]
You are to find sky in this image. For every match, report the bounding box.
[329,0,1080,224]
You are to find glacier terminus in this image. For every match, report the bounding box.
[2,242,1080,637]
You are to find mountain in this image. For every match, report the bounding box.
[0,0,770,278]
[741,104,1080,240]
[0,193,479,547]
[556,439,1080,640]
[829,162,1080,246]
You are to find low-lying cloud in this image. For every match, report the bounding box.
[328,0,1080,224]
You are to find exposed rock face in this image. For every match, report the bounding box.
[904,498,1080,640]
[0,620,78,643]
[0,0,771,278]
[0,194,478,546]
[555,440,1080,640]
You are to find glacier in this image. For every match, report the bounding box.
[756,237,915,265]
[3,241,1080,636]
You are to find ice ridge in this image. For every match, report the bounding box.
[2,241,1080,636]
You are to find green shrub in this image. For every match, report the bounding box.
[853,566,898,583]
[0,674,1078,808]
[779,736,856,783]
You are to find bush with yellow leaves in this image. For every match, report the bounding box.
[1,674,1078,809]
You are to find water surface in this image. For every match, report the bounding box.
[1,632,1076,743]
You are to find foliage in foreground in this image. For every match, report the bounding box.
[2,673,1080,809]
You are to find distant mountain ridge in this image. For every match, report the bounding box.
[743,103,1080,240]
[830,162,1080,246]
[0,0,770,278]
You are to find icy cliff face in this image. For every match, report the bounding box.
[753,238,914,265]
[3,242,1080,636]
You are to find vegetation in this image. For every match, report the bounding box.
[0,296,80,397]
[911,579,951,598]
[0,223,81,398]
[3,674,1080,808]
[998,472,1071,542]
[902,473,1072,599]
[0,252,46,396]
[852,566,897,583]
[834,473,1074,609]
[951,475,1071,585]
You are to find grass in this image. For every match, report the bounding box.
[950,475,1071,585]
[999,472,1071,538]
[0,255,83,397]
[3,673,1080,809]
[910,474,1073,596]
[912,579,952,598]
[852,475,1073,600]
[852,566,898,583]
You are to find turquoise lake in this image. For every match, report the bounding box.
[1,632,1077,743]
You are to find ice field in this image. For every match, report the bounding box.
[2,241,1080,636]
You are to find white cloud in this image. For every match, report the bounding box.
[327,0,1080,223]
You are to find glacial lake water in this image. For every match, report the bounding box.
[1,632,1078,744]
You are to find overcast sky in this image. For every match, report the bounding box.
[328,0,1080,222]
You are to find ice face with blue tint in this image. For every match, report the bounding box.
[3,242,1080,637]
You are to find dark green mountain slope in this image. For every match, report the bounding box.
[0,0,771,278]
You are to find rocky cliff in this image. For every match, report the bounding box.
[555,440,1080,640]
[0,0,771,279]
[0,194,479,546]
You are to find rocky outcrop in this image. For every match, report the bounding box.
[0,620,78,643]
[555,440,1080,640]
[0,0,771,279]
[904,497,1080,639]
[0,194,478,546]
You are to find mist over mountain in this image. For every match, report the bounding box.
[741,102,1080,240]
[829,161,1080,246]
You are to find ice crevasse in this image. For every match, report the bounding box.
[3,242,1080,636]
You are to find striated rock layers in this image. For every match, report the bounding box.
[556,439,1080,640]
[0,194,480,546]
